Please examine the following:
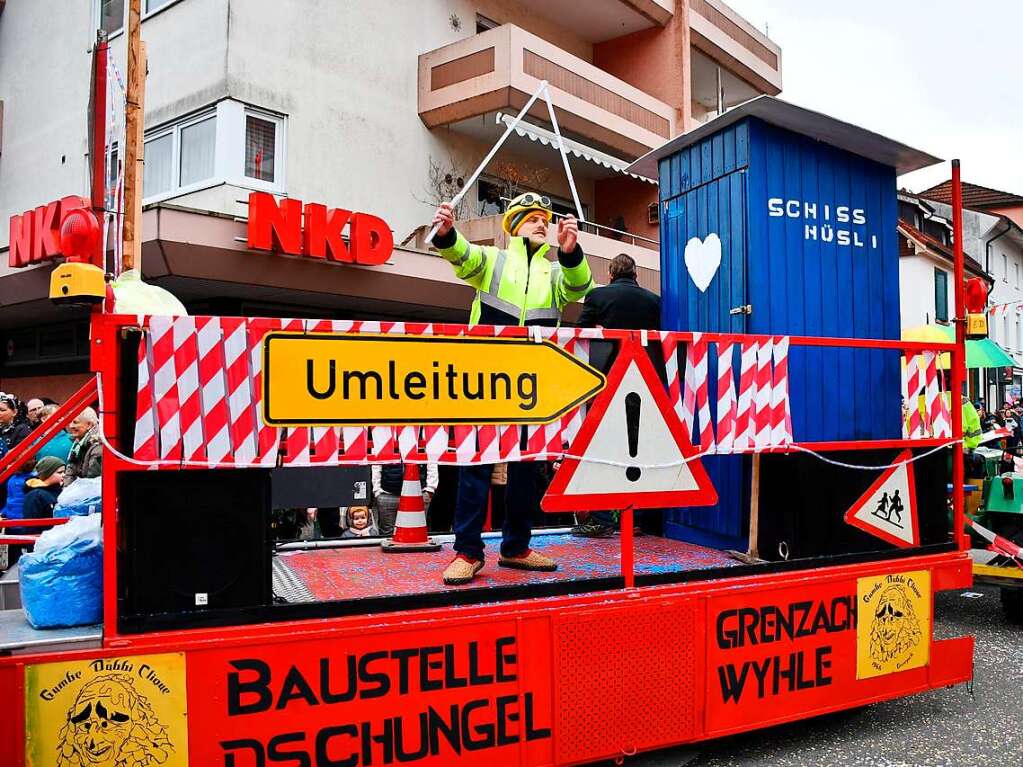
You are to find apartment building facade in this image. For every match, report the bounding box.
[0,0,781,398]
[917,182,1023,405]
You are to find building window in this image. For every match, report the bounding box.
[245,115,279,183]
[179,115,217,186]
[97,0,182,36]
[1016,317,1021,352]
[1004,253,1009,282]
[140,111,216,200]
[123,100,285,202]
[100,0,124,34]
[143,131,174,198]
[934,268,948,323]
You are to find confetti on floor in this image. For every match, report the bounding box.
[275,533,740,602]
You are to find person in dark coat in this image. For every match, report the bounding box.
[20,456,66,525]
[574,254,663,538]
[6,456,65,564]
[577,253,660,330]
[0,393,32,452]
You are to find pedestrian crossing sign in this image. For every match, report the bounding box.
[843,449,920,548]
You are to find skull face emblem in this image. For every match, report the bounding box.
[869,586,921,664]
[57,674,173,767]
[71,696,132,764]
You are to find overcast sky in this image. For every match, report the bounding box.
[723,0,1022,194]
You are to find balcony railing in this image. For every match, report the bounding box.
[418,24,676,160]
[688,0,782,95]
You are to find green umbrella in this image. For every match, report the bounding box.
[902,324,1016,369]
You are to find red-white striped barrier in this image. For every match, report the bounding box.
[732,340,758,452]
[128,317,814,466]
[133,330,157,461]
[150,316,182,461]
[903,353,923,438]
[196,315,231,465]
[715,343,737,453]
[923,352,951,438]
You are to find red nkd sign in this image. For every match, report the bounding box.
[247,191,394,265]
[8,195,91,268]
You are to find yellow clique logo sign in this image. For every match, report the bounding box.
[262,333,606,426]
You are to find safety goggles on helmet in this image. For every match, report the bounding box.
[514,193,552,210]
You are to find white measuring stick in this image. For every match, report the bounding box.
[424,80,550,246]
[542,84,584,222]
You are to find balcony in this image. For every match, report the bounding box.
[418,24,676,160]
[688,0,782,96]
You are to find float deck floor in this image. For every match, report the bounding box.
[272,532,740,603]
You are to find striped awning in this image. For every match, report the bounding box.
[495,113,656,185]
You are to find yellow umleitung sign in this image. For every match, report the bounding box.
[856,569,931,679]
[262,333,606,426]
[24,652,188,767]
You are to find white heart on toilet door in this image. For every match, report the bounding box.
[684,233,722,293]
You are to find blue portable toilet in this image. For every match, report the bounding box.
[629,97,941,550]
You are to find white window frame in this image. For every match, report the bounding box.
[242,108,287,191]
[140,108,218,205]
[216,101,287,194]
[104,99,286,206]
[93,0,188,40]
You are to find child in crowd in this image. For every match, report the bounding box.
[342,506,378,538]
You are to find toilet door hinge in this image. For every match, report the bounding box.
[729,304,752,316]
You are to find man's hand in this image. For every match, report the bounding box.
[423,490,434,507]
[557,215,578,252]
[433,202,455,238]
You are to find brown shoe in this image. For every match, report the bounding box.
[498,549,557,572]
[443,555,484,585]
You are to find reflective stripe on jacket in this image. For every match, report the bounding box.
[963,400,982,450]
[438,231,592,326]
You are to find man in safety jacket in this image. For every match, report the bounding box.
[431,193,593,585]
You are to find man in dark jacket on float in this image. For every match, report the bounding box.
[575,253,661,537]
[578,253,660,331]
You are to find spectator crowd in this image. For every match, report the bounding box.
[0,392,104,568]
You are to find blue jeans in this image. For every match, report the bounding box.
[453,462,543,561]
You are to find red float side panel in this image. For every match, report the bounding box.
[2,554,972,767]
[0,664,24,767]
[553,601,701,764]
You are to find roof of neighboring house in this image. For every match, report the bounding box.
[920,180,1023,210]
[898,219,990,282]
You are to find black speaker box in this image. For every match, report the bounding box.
[756,449,950,561]
[119,469,272,630]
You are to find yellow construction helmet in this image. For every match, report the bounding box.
[501,193,552,236]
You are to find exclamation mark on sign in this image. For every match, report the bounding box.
[625,392,641,482]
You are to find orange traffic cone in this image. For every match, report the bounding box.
[381,463,441,553]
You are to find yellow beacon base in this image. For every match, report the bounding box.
[50,262,106,305]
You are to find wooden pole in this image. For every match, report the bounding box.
[121,0,144,273]
[747,454,761,559]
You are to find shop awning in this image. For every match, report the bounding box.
[495,113,657,184]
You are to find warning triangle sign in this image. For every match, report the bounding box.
[843,449,920,548]
[542,342,718,512]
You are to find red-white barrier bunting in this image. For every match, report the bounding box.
[128,317,812,466]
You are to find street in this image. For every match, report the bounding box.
[593,584,1023,767]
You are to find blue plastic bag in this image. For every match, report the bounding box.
[54,476,102,518]
[19,515,103,629]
